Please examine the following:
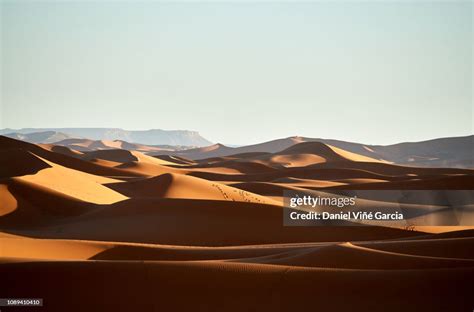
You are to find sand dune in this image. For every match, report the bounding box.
[151,137,307,160]
[0,135,144,178]
[53,138,180,153]
[115,156,185,176]
[0,237,111,260]
[81,149,139,163]
[233,242,474,269]
[53,138,116,151]
[2,260,472,312]
[197,152,272,164]
[7,132,472,168]
[271,177,347,187]
[2,234,473,264]
[1,135,473,311]
[4,199,423,246]
[182,142,385,171]
[187,159,278,174]
[1,233,473,312]
[0,178,97,227]
[0,184,17,217]
[39,143,84,158]
[15,155,127,205]
[260,142,385,167]
[0,148,52,178]
[153,154,196,165]
[105,173,278,205]
[150,135,473,169]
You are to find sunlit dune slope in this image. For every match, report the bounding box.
[0,184,17,217]
[15,155,127,204]
[105,172,277,204]
[183,142,389,173]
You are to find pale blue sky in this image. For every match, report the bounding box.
[1,1,472,145]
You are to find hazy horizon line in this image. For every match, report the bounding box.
[1,126,472,147]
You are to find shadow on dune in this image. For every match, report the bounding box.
[0,178,98,228]
[0,148,51,178]
[2,197,423,246]
[82,149,139,163]
[1,260,473,312]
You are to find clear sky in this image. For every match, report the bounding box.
[1,0,472,145]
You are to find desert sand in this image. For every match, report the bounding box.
[1,135,473,311]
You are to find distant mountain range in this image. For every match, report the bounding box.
[3,131,72,144]
[0,128,212,147]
